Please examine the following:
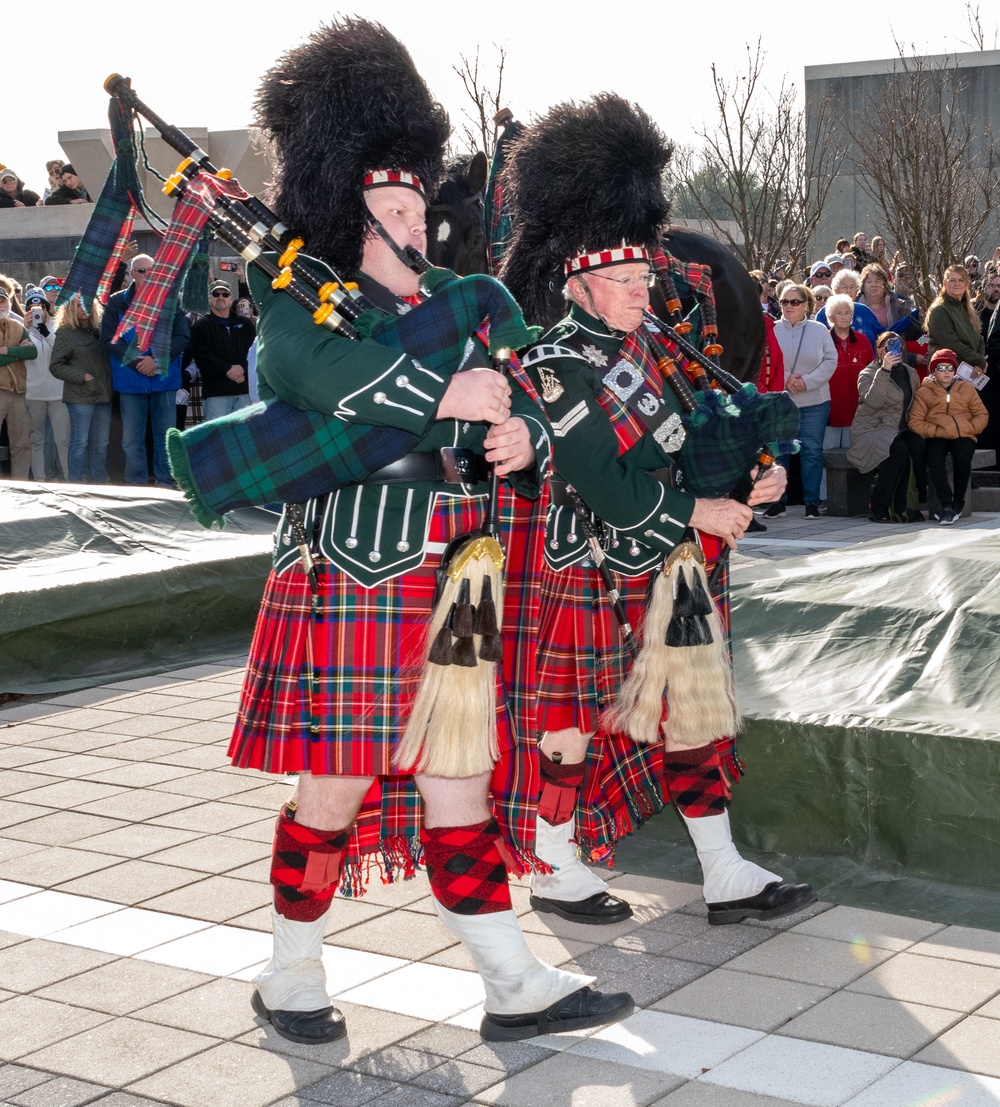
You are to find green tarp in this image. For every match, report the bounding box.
[0,483,273,693]
[619,523,1000,928]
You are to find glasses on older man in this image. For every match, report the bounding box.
[211,290,232,298]
[586,270,656,290]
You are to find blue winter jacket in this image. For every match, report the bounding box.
[101,282,190,394]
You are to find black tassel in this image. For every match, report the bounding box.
[688,615,713,646]
[672,571,698,617]
[452,578,475,639]
[452,634,478,667]
[666,616,687,648]
[428,626,454,665]
[688,572,714,616]
[473,576,499,637]
[479,632,503,662]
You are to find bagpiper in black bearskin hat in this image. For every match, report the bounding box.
[499,93,671,327]
[254,16,451,275]
[500,94,741,751]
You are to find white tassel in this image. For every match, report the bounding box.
[603,547,740,747]
[397,555,504,777]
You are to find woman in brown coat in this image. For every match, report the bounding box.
[847,331,923,522]
[908,347,989,525]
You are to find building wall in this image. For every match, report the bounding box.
[805,49,1000,267]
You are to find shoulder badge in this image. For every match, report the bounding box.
[538,364,565,403]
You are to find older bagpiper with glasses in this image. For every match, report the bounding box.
[499,95,814,929]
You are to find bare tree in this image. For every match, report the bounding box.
[963,2,998,50]
[842,44,999,301]
[453,46,507,157]
[669,41,842,275]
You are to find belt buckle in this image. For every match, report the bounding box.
[440,447,475,483]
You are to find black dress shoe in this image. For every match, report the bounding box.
[529,890,633,925]
[707,881,816,926]
[251,989,347,1043]
[480,985,634,1041]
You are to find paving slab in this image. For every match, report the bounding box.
[475,1050,682,1105]
[22,1017,217,1087]
[775,989,961,1056]
[651,968,830,1032]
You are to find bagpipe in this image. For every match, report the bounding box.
[83,75,539,531]
[62,75,540,777]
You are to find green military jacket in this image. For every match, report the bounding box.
[250,262,550,588]
[521,304,695,575]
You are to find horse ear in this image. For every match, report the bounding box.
[465,151,489,197]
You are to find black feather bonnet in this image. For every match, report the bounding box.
[254,18,450,275]
[499,95,672,326]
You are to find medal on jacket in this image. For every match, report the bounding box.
[538,364,564,403]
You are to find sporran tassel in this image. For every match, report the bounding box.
[602,542,740,746]
[396,539,505,778]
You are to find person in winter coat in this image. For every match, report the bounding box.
[826,293,874,448]
[765,283,836,519]
[908,347,989,525]
[50,297,113,482]
[925,266,987,374]
[22,291,68,480]
[847,332,924,523]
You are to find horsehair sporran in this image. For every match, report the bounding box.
[603,544,739,746]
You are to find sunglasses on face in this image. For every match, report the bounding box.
[133,267,150,275]
[211,290,232,298]
[780,298,805,306]
[42,283,61,293]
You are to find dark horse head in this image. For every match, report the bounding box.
[425,154,763,382]
[425,151,489,274]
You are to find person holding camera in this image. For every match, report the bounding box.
[908,348,988,526]
[23,290,70,480]
[848,332,924,523]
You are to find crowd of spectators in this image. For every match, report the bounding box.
[0,251,255,488]
[753,234,995,526]
[0,159,92,208]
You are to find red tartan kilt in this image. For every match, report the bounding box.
[535,532,729,735]
[228,497,511,776]
[535,560,652,733]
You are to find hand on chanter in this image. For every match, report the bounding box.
[484,417,534,476]
[689,497,753,550]
[437,368,512,425]
[746,463,787,507]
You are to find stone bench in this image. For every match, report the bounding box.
[823,447,996,517]
[822,448,870,516]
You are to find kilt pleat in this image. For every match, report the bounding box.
[228,492,544,886]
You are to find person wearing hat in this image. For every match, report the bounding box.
[43,164,91,206]
[500,95,813,930]
[0,170,40,208]
[908,347,988,525]
[0,278,36,479]
[189,280,254,421]
[824,254,845,278]
[22,289,69,480]
[226,19,632,1047]
[807,260,833,287]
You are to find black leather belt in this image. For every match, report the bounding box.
[367,447,488,485]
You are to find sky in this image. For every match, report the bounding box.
[1,1,995,197]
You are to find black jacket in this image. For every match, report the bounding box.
[189,311,256,397]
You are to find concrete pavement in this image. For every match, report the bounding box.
[2,508,1000,1106]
